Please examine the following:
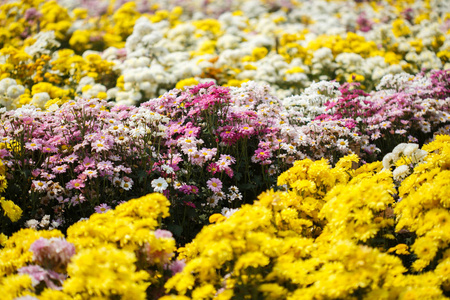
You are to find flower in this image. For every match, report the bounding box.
[94,203,111,214]
[29,237,75,270]
[206,178,222,193]
[65,179,85,190]
[151,177,168,193]
[0,198,22,222]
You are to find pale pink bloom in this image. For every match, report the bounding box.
[154,229,173,239]
[94,203,111,214]
[207,178,222,193]
[83,169,98,178]
[18,265,64,290]
[66,179,84,190]
[92,140,110,152]
[82,157,96,169]
[25,142,42,151]
[52,164,68,174]
[70,194,86,206]
[64,154,78,163]
[199,147,216,161]
[97,160,113,171]
[169,259,186,275]
[30,237,75,269]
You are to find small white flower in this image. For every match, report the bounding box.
[393,165,411,181]
[382,153,397,170]
[403,144,419,156]
[25,219,39,229]
[151,177,168,193]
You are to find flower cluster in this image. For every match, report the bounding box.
[0,193,180,299]
[162,136,450,299]
[107,0,449,104]
[0,97,173,234]
[0,0,448,109]
[0,157,22,232]
[1,68,448,242]
[0,1,448,298]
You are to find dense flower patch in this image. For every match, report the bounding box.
[0,69,448,244]
[1,193,177,299]
[162,135,450,299]
[1,136,450,299]
[0,0,449,299]
[0,0,448,109]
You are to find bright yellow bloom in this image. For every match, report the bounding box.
[0,198,22,222]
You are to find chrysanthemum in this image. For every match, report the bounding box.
[92,140,111,152]
[52,164,68,174]
[207,178,222,193]
[336,139,349,150]
[152,177,168,193]
[66,179,85,190]
[25,142,41,151]
[120,179,133,190]
[83,169,98,178]
[32,180,48,192]
[94,203,111,214]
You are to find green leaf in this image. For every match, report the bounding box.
[167,224,183,237]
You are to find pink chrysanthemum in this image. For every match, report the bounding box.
[207,178,222,193]
[94,203,111,214]
[66,179,85,190]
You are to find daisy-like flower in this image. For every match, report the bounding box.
[92,140,111,152]
[205,196,219,207]
[152,177,168,193]
[120,178,133,190]
[336,139,349,150]
[199,147,216,161]
[52,164,68,174]
[221,207,239,218]
[178,136,202,149]
[216,160,230,171]
[207,178,222,193]
[40,172,56,180]
[254,148,271,161]
[94,203,111,214]
[32,180,48,192]
[97,160,113,171]
[229,186,239,193]
[181,147,197,156]
[380,121,391,129]
[281,143,297,154]
[66,179,85,190]
[42,144,57,153]
[161,164,175,174]
[82,157,96,169]
[25,142,42,151]
[231,190,243,201]
[83,169,98,178]
[71,194,86,206]
[64,154,78,163]
[239,125,255,136]
[219,154,236,164]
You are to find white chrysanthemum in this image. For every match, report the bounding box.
[393,165,411,181]
[151,177,168,193]
[30,92,50,109]
[382,152,397,170]
[6,84,25,98]
[403,144,419,156]
[411,149,428,164]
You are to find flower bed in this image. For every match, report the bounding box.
[0,0,449,299]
